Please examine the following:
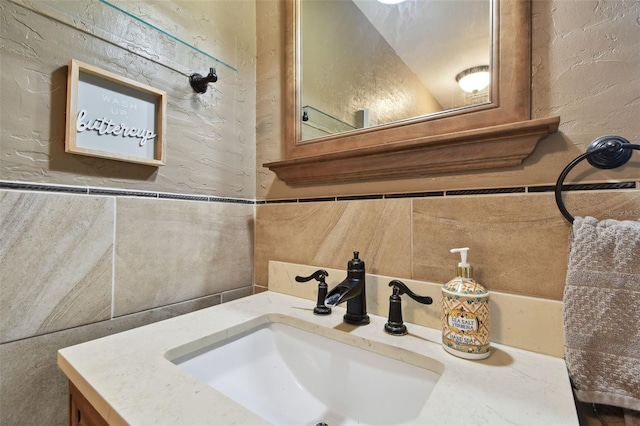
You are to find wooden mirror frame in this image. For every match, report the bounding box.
[265,0,560,186]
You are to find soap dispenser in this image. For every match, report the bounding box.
[441,247,490,359]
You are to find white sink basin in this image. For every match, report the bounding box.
[167,315,442,426]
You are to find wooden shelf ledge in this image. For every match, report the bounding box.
[264,116,560,186]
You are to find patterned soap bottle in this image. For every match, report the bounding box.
[441,247,491,359]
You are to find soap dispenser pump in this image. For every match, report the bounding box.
[441,247,491,359]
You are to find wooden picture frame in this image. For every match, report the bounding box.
[65,59,167,166]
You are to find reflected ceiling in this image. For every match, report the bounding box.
[351,0,491,110]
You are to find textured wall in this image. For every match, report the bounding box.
[256,0,639,199]
[302,0,441,130]
[0,0,256,424]
[1,0,256,198]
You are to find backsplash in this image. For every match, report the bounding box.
[268,261,565,358]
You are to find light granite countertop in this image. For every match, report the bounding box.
[58,291,579,425]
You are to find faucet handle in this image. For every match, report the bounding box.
[295,270,331,315]
[295,269,328,283]
[390,280,433,305]
[384,280,433,336]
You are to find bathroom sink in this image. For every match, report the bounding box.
[167,316,442,426]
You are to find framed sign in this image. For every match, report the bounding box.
[65,59,166,166]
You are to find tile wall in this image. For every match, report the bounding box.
[0,189,255,425]
[0,0,257,424]
[255,188,640,299]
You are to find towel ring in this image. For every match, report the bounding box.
[555,135,640,224]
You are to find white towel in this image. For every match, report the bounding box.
[564,216,640,412]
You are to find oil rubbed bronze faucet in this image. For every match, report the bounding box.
[324,252,370,326]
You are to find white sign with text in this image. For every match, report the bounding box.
[65,60,166,166]
[76,72,157,159]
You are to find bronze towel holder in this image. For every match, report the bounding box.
[555,135,639,223]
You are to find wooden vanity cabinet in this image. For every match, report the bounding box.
[69,381,108,426]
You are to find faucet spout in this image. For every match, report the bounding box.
[324,277,362,308]
[324,252,370,326]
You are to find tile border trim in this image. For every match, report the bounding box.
[2,180,637,205]
[0,181,256,205]
[527,181,636,192]
[260,181,637,204]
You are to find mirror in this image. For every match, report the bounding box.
[264,0,560,185]
[300,0,492,141]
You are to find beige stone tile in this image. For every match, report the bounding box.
[258,189,638,302]
[255,198,412,287]
[0,191,113,343]
[560,189,640,223]
[413,192,570,300]
[114,198,254,316]
[490,292,563,357]
[0,295,220,426]
[413,190,640,300]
